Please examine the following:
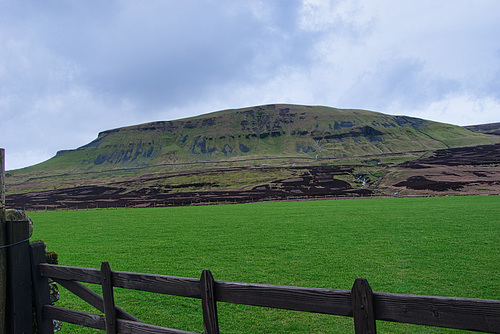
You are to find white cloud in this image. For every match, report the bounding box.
[412,94,500,126]
[299,0,365,32]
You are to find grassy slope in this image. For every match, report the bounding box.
[30,195,500,333]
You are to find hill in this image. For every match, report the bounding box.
[5,104,500,209]
[13,104,500,171]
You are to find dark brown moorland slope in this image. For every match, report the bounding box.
[465,122,500,136]
[6,143,500,210]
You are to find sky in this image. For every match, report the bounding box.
[1,0,500,170]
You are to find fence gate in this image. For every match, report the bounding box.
[24,239,500,334]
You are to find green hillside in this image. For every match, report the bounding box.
[16,104,500,172]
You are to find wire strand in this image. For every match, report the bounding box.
[0,238,30,249]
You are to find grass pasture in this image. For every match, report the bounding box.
[29,195,500,333]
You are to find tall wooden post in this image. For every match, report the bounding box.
[0,148,6,334]
[6,220,33,333]
[0,149,4,207]
[200,269,219,334]
[30,242,54,334]
[351,278,376,334]
[101,262,117,334]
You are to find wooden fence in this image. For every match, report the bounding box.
[4,219,500,333]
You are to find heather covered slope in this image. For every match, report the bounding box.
[465,122,500,136]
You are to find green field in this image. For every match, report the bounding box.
[29,195,500,333]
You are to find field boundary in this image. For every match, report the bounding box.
[25,241,500,334]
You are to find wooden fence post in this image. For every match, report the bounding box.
[101,262,117,334]
[30,242,54,334]
[0,148,5,334]
[6,219,33,333]
[351,278,376,334]
[200,269,219,334]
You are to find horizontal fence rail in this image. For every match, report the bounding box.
[31,244,500,334]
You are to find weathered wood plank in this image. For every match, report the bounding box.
[117,318,199,334]
[40,264,201,297]
[54,278,140,321]
[373,292,500,333]
[44,305,105,330]
[45,306,198,334]
[101,262,117,334]
[200,270,219,334]
[39,263,101,284]
[215,280,353,316]
[351,278,376,334]
[6,220,33,334]
[112,270,201,298]
[30,242,54,334]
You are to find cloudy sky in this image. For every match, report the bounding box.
[1,0,500,170]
